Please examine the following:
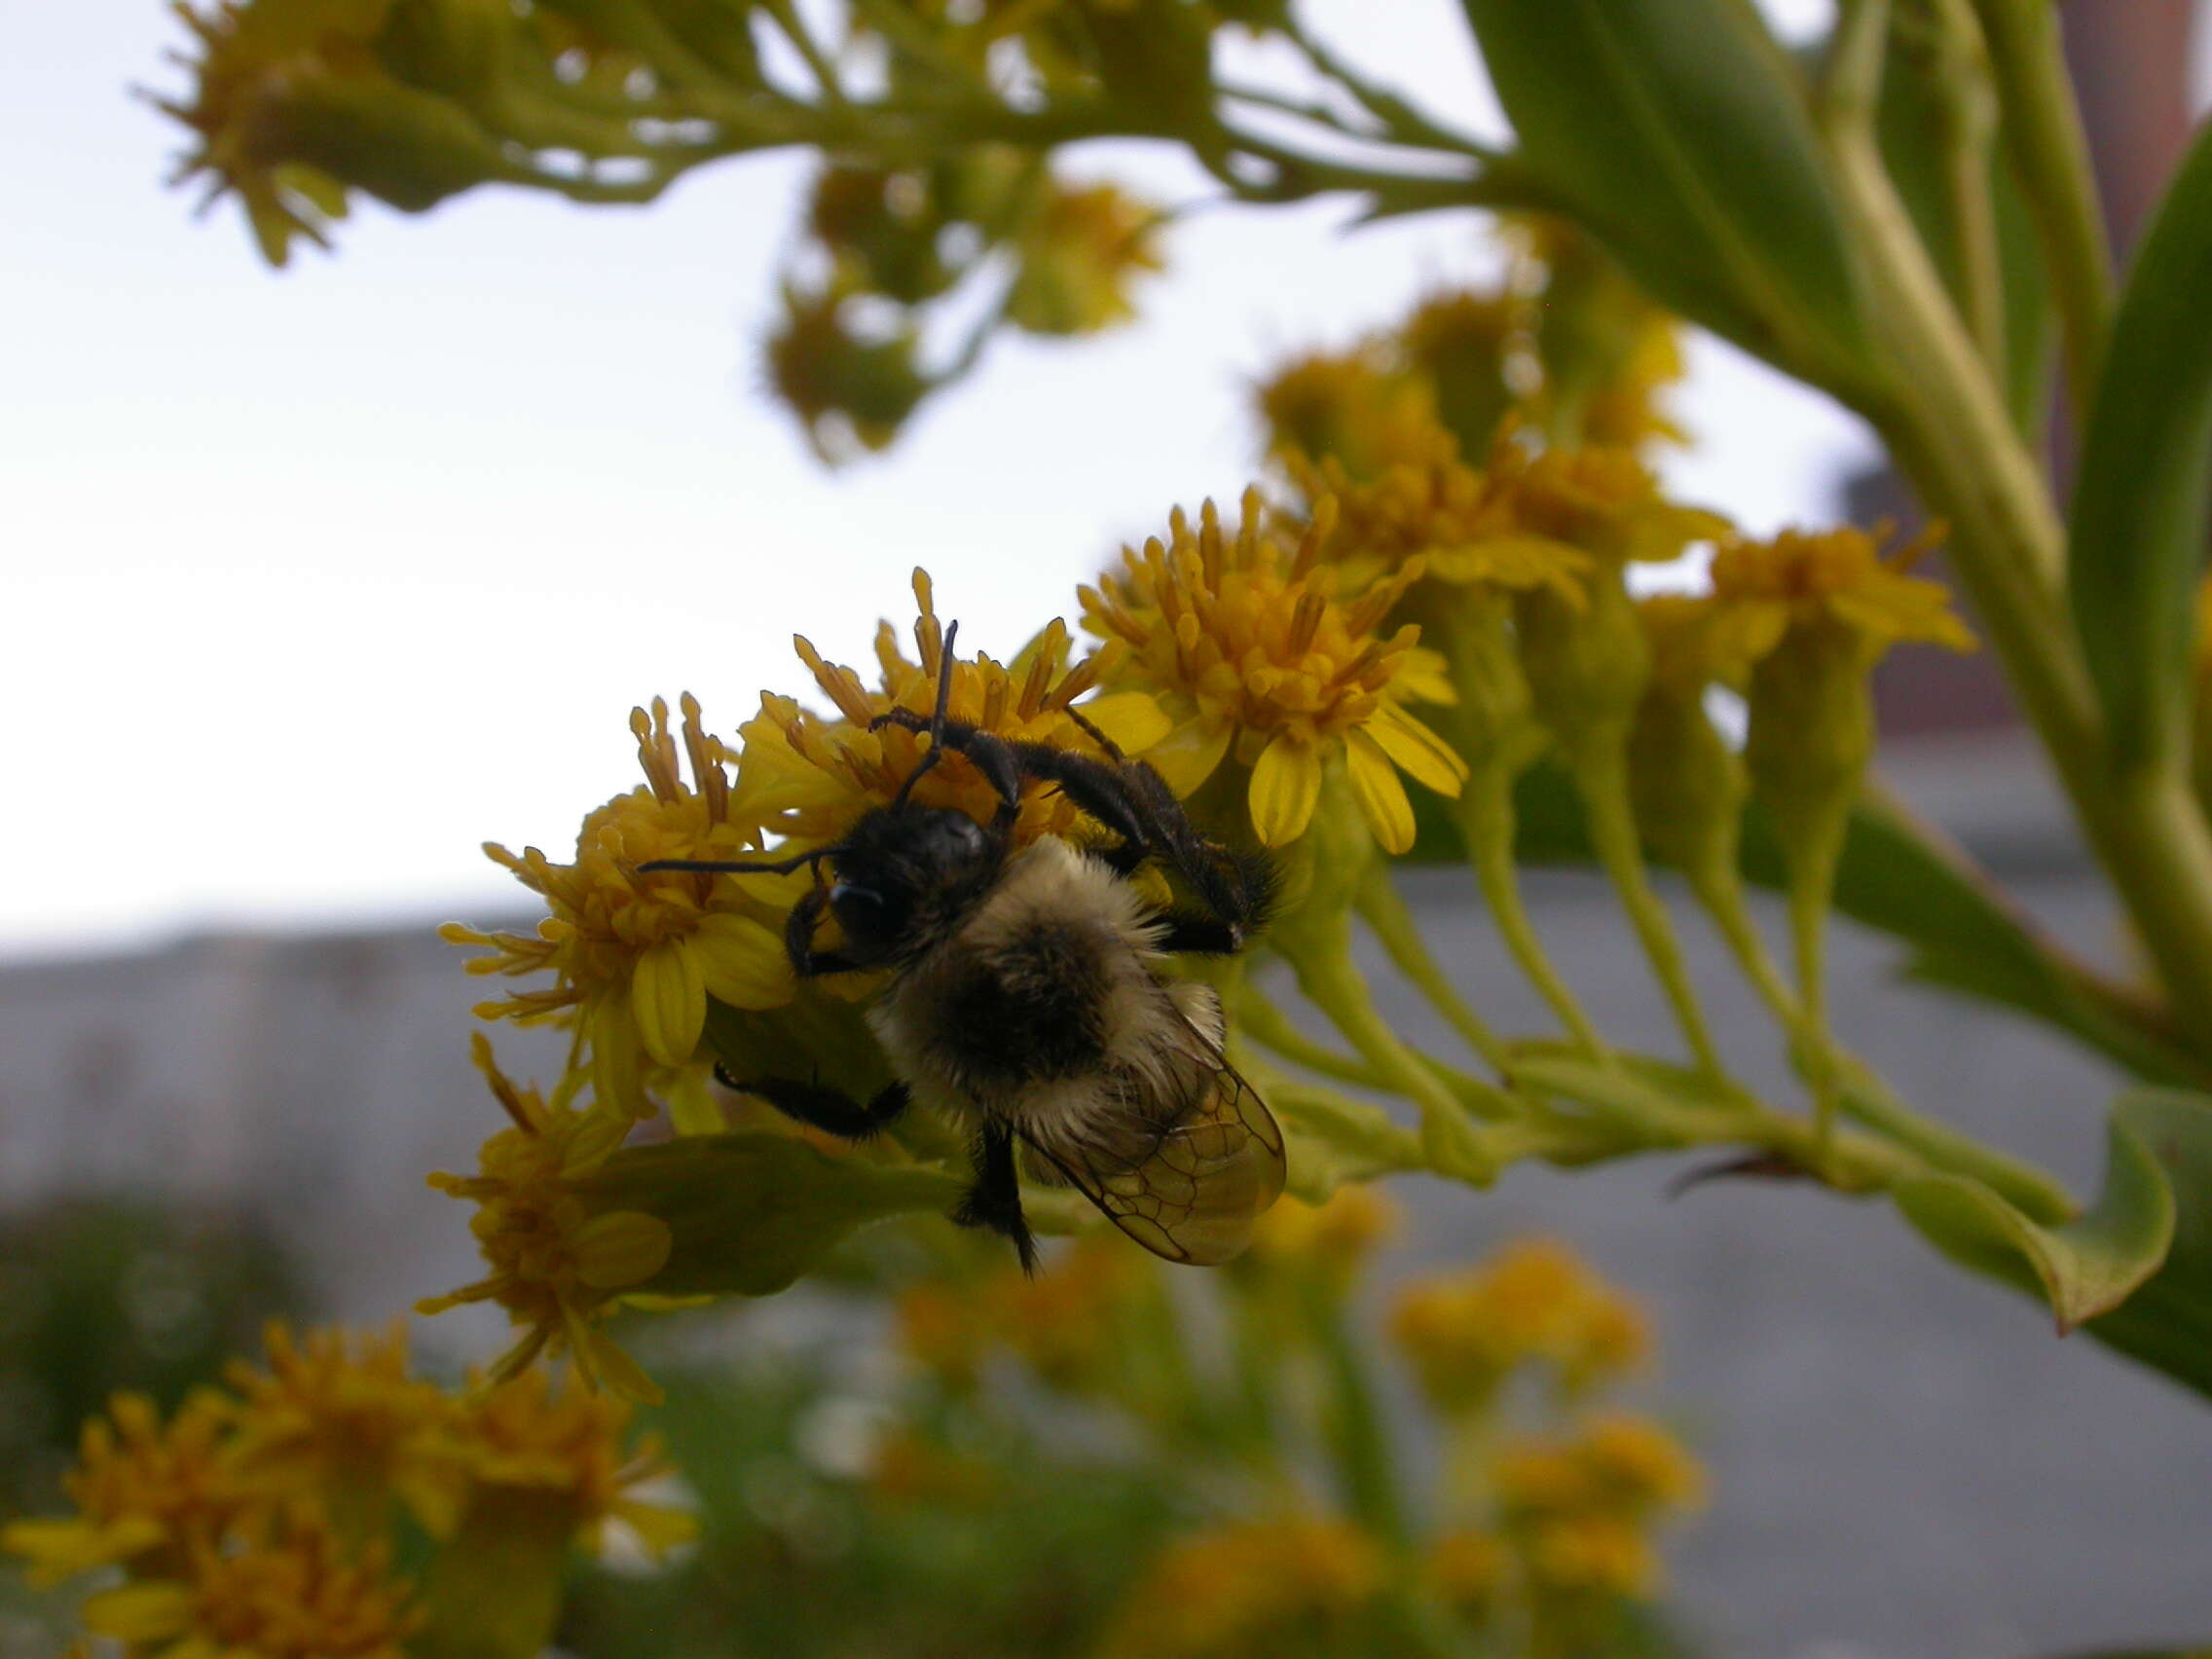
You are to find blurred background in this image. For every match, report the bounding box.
[5,1,2212,1654]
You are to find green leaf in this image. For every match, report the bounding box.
[2074,1089,2212,1397]
[588,1134,966,1299]
[1400,758,2209,1089]
[1457,0,1874,389]
[1892,1090,2175,1331]
[2068,119,2212,772]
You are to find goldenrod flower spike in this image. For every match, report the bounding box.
[80,1512,424,1659]
[417,1037,671,1404]
[741,567,1166,857]
[1081,488,1466,855]
[443,694,793,1118]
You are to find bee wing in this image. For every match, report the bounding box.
[1023,1049,1286,1268]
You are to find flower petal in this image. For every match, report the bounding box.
[1346,729,1417,854]
[1248,733,1324,846]
[1077,690,1173,755]
[630,941,706,1068]
[580,1324,663,1406]
[688,913,794,1012]
[590,1001,647,1121]
[82,1582,194,1642]
[1143,715,1235,797]
[571,1210,673,1291]
[1364,701,1470,795]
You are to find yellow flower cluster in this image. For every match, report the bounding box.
[4,1322,690,1657]
[1390,1238,1649,1412]
[1491,1413,1706,1601]
[892,1232,1160,1398]
[1081,489,1467,851]
[1096,1516,1383,1659]
[417,1037,671,1402]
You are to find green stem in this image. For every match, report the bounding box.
[1291,939,1501,1186]
[1302,1283,1409,1546]
[1569,742,1726,1080]
[1822,4,2212,1046]
[1356,864,1517,1079]
[1926,0,2008,371]
[1965,0,2113,422]
[1787,837,1843,1164]
[1458,762,1612,1062]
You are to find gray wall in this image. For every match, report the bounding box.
[1,736,2206,1657]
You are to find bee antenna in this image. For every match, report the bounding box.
[891,618,960,810]
[637,845,836,877]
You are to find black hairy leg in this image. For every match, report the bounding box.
[719,1069,910,1140]
[953,1120,1038,1273]
[867,708,1026,833]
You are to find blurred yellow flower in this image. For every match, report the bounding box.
[1524,1511,1661,1601]
[222,1323,462,1535]
[1007,181,1165,335]
[1301,434,1593,603]
[458,1368,696,1558]
[988,1233,1155,1393]
[1098,1516,1384,1659]
[2,1390,241,1587]
[417,1037,670,1403]
[1081,489,1466,851]
[1424,1528,1512,1621]
[1476,436,1728,569]
[1575,1412,1707,1513]
[1707,523,1977,667]
[1253,348,1445,481]
[444,693,793,1116]
[1240,1184,1401,1293]
[80,1511,421,1659]
[1389,1238,1647,1412]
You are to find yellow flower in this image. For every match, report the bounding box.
[986,1233,1154,1393]
[417,1037,671,1403]
[1097,1517,1384,1659]
[457,1368,696,1558]
[1474,435,1728,569]
[1080,489,1467,852]
[1240,1184,1401,1293]
[1299,433,1593,604]
[1253,348,1446,482]
[1577,312,1690,453]
[1424,1529,1512,1621]
[741,568,1166,857]
[444,693,794,1117]
[81,1511,422,1659]
[1637,593,1748,696]
[1006,181,1165,336]
[763,279,935,462]
[1706,523,1977,667]
[2,1390,241,1587]
[866,1432,1001,1512]
[1523,1512,1660,1601]
[1574,1413,1706,1513]
[156,0,385,266]
[222,1323,463,1535]
[1388,1239,1646,1412]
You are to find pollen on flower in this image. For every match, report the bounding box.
[80,1512,423,1659]
[1079,488,1467,851]
[457,1368,697,1558]
[417,1037,671,1404]
[443,692,794,1115]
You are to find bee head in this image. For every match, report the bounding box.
[826,804,997,965]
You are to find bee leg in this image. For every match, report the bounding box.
[1150,911,1245,954]
[718,1070,910,1140]
[953,1121,1038,1274]
[873,710,1029,833]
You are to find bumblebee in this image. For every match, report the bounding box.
[642,625,1284,1270]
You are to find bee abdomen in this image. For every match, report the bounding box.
[934,916,1113,1082]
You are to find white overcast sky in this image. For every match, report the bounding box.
[4,0,1894,960]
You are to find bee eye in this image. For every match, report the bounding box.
[830,881,900,943]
